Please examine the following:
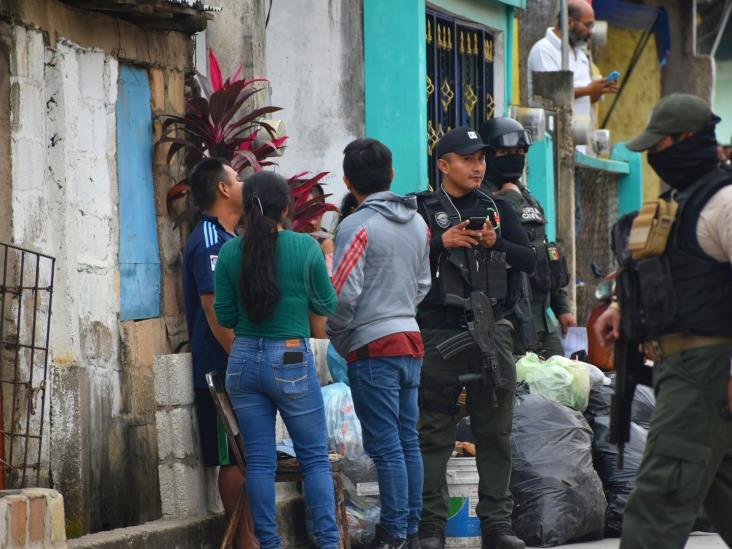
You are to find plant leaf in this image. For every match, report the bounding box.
[195,70,213,100]
[209,48,223,92]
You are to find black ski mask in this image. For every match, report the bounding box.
[487,153,526,184]
[647,119,720,190]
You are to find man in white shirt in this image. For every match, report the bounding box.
[527,0,618,125]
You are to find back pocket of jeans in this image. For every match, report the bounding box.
[274,362,308,398]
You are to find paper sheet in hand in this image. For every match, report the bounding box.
[561,327,588,357]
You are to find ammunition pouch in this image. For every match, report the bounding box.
[629,197,678,260]
[437,249,507,306]
[617,257,678,341]
[419,374,462,416]
[530,241,569,294]
[485,250,508,300]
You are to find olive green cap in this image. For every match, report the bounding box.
[626,94,713,152]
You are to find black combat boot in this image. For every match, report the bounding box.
[369,523,406,548]
[417,523,445,549]
[482,524,525,549]
[406,532,421,549]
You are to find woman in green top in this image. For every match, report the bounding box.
[214,172,339,549]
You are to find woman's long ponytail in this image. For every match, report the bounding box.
[239,172,291,323]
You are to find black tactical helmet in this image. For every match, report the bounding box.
[478,117,532,150]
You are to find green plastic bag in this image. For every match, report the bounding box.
[516,353,591,411]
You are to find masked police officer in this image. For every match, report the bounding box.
[479,118,576,358]
[415,127,536,549]
[595,94,732,548]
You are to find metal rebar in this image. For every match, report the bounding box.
[8,250,26,482]
[0,244,55,488]
[36,257,54,486]
[21,255,42,487]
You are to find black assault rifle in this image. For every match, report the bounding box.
[435,249,505,407]
[608,268,653,469]
[513,272,539,351]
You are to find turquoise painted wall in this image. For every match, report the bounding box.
[527,135,556,241]
[364,0,515,195]
[714,59,732,146]
[364,0,429,195]
[428,0,509,30]
[611,143,644,216]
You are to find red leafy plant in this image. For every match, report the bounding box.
[157,49,336,231]
[288,172,339,233]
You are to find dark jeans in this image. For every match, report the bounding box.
[226,337,339,549]
[419,324,517,531]
[348,356,423,539]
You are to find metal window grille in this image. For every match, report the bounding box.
[0,243,55,488]
[426,10,496,188]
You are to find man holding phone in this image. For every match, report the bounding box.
[527,0,618,144]
[414,127,535,549]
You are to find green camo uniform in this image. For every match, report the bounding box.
[483,180,570,358]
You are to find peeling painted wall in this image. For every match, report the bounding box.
[8,26,166,534]
[264,0,365,222]
[3,0,193,532]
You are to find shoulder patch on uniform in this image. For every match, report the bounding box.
[209,255,218,271]
[434,212,450,229]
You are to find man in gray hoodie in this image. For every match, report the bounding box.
[327,138,432,549]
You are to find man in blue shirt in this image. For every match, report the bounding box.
[183,157,257,548]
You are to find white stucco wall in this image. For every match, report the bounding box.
[265,1,365,228]
[10,27,121,483]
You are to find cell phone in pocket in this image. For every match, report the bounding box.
[283,351,304,364]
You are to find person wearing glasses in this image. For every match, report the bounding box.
[526,0,618,148]
[480,118,576,359]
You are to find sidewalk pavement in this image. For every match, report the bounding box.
[546,532,725,548]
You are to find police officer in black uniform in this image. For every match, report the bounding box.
[415,127,535,549]
[479,117,575,357]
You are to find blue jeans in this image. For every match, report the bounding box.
[226,337,339,549]
[347,356,423,539]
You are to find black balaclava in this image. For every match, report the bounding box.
[647,119,720,191]
[487,153,526,185]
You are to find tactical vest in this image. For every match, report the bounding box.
[496,184,569,294]
[625,167,732,339]
[418,189,509,315]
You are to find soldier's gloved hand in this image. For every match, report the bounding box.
[441,220,483,249]
[558,313,577,336]
[595,305,621,347]
[480,222,497,248]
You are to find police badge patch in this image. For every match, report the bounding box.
[435,212,450,228]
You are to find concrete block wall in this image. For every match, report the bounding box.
[153,353,208,519]
[0,489,67,548]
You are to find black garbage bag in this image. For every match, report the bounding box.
[511,392,606,546]
[584,382,614,425]
[631,385,655,429]
[591,415,647,537]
